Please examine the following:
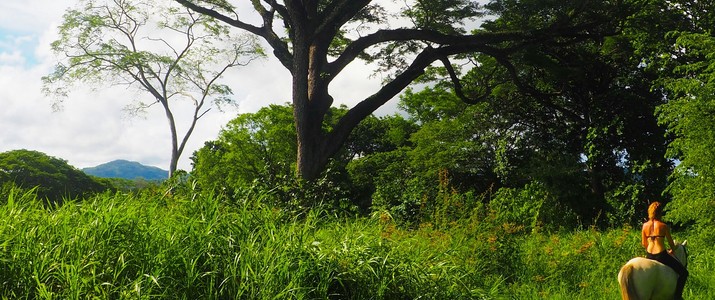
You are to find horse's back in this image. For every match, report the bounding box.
[619,257,677,300]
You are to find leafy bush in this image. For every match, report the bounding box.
[0,149,110,205]
[605,181,646,227]
[489,182,577,232]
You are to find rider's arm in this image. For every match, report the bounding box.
[665,224,677,250]
[641,223,649,249]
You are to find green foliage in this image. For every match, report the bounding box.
[350,148,438,224]
[604,181,645,226]
[407,102,499,189]
[373,0,676,227]
[249,163,359,216]
[192,104,416,211]
[2,182,715,298]
[0,149,109,205]
[351,0,676,224]
[345,113,417,158]
[483,0,620,34]
[0,184,499,299]
[354,87,505,225]
[191,104,297,194]
[399,86,466,124]
[102,177,160,192]
[657,32,715,229]
[489,182,577,232]
[401,0,482,34]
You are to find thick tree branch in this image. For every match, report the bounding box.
[324,44,492,156]
[326,20,606,84]
[314,0,371,40]
[439,55,490,104]
[175,0,293,69]
[326,29,535,83]
[175,0,262,34]
[261,0,290,22]
[490,54,583,123]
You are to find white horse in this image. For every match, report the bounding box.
[618,240,688,300]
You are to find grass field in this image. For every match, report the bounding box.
[0,187,713,299]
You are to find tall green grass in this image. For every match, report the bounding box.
[0,186,713,299]
[0,187,333,299]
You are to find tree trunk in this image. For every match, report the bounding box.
[162,101,179,178]
[295,131,327,181]
[290,6,336,181]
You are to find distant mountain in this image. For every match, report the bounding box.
[82,160,168,180]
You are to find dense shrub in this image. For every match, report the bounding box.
[0,149,110,205]
[489,182,578,232]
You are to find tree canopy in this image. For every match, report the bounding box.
[174,0,624,180]
[0,149,109,204]
[657,32,715,229]
[43,0,263,177]
[173,0,705,226]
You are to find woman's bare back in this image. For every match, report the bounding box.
[642,220,669,254]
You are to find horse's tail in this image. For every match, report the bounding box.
[618,263,639,300]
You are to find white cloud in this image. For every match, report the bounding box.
[0,51,24,65]
[0,1,74,33]
[0,0,405,172]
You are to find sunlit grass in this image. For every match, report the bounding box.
[0,186,713,299]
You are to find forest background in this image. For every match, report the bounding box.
[1,0,715,298]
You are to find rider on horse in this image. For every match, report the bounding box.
[642,201,688,299]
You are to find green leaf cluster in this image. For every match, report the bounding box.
[657,32,715,229]
[191,104,297,194]
[402,0,483,34]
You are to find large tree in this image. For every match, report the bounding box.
[43,0,263,177]
[191,103,414,195]
[175,0,622,180]
[368,0,687,225]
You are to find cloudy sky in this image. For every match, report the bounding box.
[0,0,394,171]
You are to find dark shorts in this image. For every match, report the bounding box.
[646,250,688,277]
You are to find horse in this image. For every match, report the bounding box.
[617,240,688,300]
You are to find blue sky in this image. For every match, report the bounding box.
[0,29,38,66]
[0,0,391,171]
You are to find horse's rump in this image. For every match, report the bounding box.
[618,262,638,299]
[618,257,678,300]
